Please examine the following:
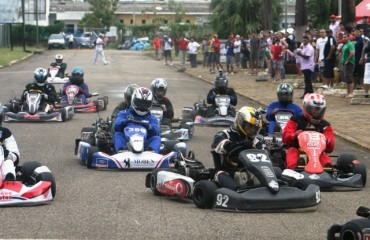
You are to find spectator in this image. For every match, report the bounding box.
[360,37,370,98]
[234,35,241,69]
[329,15,340,41]
[178,35,188,66]
[93,33,108,65]
[341,33,356,98]
[202,35,210,69]
[240,35,250,69]
[351,29,364,90]
[225,35,235,74]
[68,32,74,49]
[153,34,162,60]
[172,35,179,57]
[249,33,260,74]
[296,35,315,99]
[322,29,336,89]
[276,32,289,79]
[210,34,222,73]
[162,34,173,66]
[187,37,200,68]
[270,38,283,80]
[316,29,328,83]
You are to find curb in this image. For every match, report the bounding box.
[0,53,34,70]
[174,65,370,152]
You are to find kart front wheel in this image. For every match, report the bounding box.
[60,108,67,122]
[36,171,57,198]
[86,146,99,168]
[336,154,357,172]
[149,169,164,196]
[340,218,370,240]
[193,180,218,209]
[353,163,367,187]
[21,161,43,185]
[93,100,100,112]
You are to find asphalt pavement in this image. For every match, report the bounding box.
[176,62,370,152]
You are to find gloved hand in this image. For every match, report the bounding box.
[141,122,152,130]
[42,93,48,100]
[78,87,85,93]
[294,130,303,138]
[238,139,253,149]
[23,91,28,97]
[271,108,279,116]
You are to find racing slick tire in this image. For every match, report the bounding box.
[93,100,100,112]
[339,218,370,240]
[21,161,43,185]
[81,127,96,144]
[36,171,57,198]
[336,154,357,172]
[353,163,367,187]
[149,169,164,196]
[86,146,99,169]
[161,140,180,154]
[102,96,109,110]
[193,180,218,209]
[60,108,67,122]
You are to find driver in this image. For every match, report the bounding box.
[282,93,335,169]
[0,104,20,180]
[266,83,303,135]
[48,54,67,78]
[150,78,174,125]
[111,83,140,123]
[114,87,161,153]
[211,106,263,190]
[206,70,237,117]
[21,68,57,112]
[61,67,90,104]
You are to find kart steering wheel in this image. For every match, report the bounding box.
[226,145,247,168]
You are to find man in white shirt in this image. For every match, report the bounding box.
[316,29,328,82]
[93,33,108,65]
[163,35,173,66]
[233,35,241,69]
[329,15,340,41]
[187,37,200,68]
[68,33,74,49]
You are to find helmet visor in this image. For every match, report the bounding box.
[133,98,152,112]
[241,121,260,139]
[155,87,165,98]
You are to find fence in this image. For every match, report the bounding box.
[0,24,11,48]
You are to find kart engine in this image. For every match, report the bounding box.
[176,158,209,181]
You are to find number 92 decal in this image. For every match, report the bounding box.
[216,194,229,207]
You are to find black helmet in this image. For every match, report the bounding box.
[70,67,84,85]
[55,54,63,63]
[124,84,140,103]
[277,83,293,104]
[214,72,228,91]
[151,78,168,100]
[34,68,48,86]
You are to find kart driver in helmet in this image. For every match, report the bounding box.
[111,83,140,124]
[48,54,67,78]
[61,67,90,104]
[21,68,57,112]
[211,106,263,190]
[266,83,303,135]
[0,104,20,181]
[282,93,335,169]
[206,70,237,117]
[150,78,174,125]
[114,87,161,153]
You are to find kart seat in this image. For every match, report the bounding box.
[211,150,222,171]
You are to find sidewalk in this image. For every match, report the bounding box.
[175,63,370,151]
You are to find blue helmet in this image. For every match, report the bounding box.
[70,67,84,85]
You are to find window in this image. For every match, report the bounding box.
[120,19,124,24]
[142,19,146,24]
[130,19,133,24]
[164,20,168,24]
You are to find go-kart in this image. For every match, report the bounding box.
[75,120,186,170]
[0,147,56,206]
[151,104,194,141]
[55,84,108,113]
[3,90,74,122]
[146,146,321,212]
[182,95,236,126]
[46,65,68,84]
[327,206,370,240]
[274,131,367,190]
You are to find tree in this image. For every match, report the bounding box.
[80,0,119,29]
[295,0,307,42]
[262,0,272,31]
[341,0,356,28]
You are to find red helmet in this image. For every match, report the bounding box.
[302,93,326,124]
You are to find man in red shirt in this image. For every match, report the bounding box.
[178,35,189,66]
[153,35,162,60]
[270,38,283,80]
[211,34,222,73]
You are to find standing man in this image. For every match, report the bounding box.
[360,37,370,98]
[202,35,210,69]
[93,33,108,65]
[322,29,336,89]
[296,35,315,99]
[178,35,188,66]
[187,37,200,68]
[316,29,328,84]
[249,33,260,74]
[162,35,173,66]
[153,34,162,60]
[329,15,340,41]
[234,35,241,69]
[341,34,356,98]
[210,34,221,73]
[351,29,365,90]
[68,32,74,49]
[225,35,235,74]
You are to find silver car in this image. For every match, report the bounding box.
[48,34,66,50]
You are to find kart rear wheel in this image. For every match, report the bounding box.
[340,218,370,240]
[21,161,43,185]
[161,140,180,154]
[353,163,367,187]
[60,108,67,122]
[336,154,358,172]
[86,146,99,169]
[93,100,100,112]
[193,180,218,209]
[150,169,164,196]
[36,171,57,198]
[102,96,109,109]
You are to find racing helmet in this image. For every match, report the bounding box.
[70,67,84,85]
[277,83,293,104]
[131,87,153,116]
[214,73,228,92]
[124,84,140,103]
[234,106,263,140]
[151,78,168,100]
[55,54,63,63]
[34,68,48,86]
[302,93,326,124]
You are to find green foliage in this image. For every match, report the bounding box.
[11,22,65,44]
[80,0,119,28]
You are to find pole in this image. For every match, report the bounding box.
[36,0,39,47]
[22,0,26,52]
[133,0,136,26]
[285,0,288,32]
[338,0,342,17]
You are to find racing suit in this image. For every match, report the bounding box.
[153,97,174,126]
[61,80,90,104]
[0,127,20,180]
[282,115,335,169]
[21,83,57,111]
[206,87,237,117]
[266,101,303,135]
[211,125,261,190]
[113,107,161,153]
[49,62,67,78]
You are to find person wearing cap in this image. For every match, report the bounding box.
[322,29,336,89]
[93,33,108,65]
[329,15,340,41]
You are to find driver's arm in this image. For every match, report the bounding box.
[266,102,278,121]
[114,111,129,132]
[323,125,335,153]
[227,88,237,106]
[282,119,298,146]
[206,89,217,104]
[46,85,57,103]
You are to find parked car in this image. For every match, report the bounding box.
[74,32,94,49]
[48,34,66,50]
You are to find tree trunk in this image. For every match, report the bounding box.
[294,0,307,42]
[262,0,272,31]
[341,0,356,28]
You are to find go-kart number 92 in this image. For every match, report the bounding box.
[216,194,229,207]
[246,153,270,163]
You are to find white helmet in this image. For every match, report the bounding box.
[151,78,167,100]
[131,87,153,116]
[55,54,63,63]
